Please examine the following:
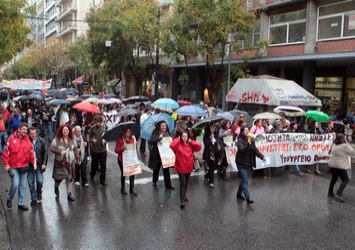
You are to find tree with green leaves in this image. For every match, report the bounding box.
[0,0,34,66]
[86,0,161,94]
[26,37,70,82]
[160,0,256,104]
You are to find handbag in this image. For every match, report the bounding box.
[52,161,70,181]
[53,167,69,181]
[193,155,200,171]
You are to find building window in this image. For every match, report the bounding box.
[269,9,306,45]
[317,0,355,40]
[245,20,260,47]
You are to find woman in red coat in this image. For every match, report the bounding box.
[115,127,137,196]
[170,131,201,209]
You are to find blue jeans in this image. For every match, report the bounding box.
[41,121,53,142]
[27,166,44,201]
[238,167,251,199]
[0,131,8,153]
[294,165,300,172]
[7,168,28,205]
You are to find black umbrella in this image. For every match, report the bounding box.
[47,89,66,99]
[102,121,140,142]
[116,108,140,117]
[192,116,224,129]
[122,95,149,104]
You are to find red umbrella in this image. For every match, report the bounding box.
[178,100,192,106]
[72,102,100,114]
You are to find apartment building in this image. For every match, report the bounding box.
[170,0,355,114]
[56,0,103,44]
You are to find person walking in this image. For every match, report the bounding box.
[9,108,22,135]
[170,131,201,209]
[50,124,77,202]
[2,122,36,211]
[306,119,323,175]
[203,123,219,188]
[39,101,55,142]
[148,121,174,189]
[89,115,108,186]
[328,133,355,203]
[115,127,138,196]
[236,126,265,205]
[27,127,48,205]
[73,126,89,187]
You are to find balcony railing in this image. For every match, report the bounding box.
[57,2,77,21]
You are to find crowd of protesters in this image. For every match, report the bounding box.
[1,89,355,211]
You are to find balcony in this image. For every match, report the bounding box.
[58,22,77,37]
[56,2,77,21]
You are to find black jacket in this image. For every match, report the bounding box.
[23,115,40,128]
[148,129,170,170]
[31,137,48,172]
[236,135,264,168]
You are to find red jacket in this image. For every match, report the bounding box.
[2,131,36,169]
[170,138,201,174]
[115,136,135,162]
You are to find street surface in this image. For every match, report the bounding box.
[0,141,355,249]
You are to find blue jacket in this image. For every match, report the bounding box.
[9,115,22,132]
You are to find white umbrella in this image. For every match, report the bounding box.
[84,97,101,103]
[274,105,305,117]
[253,112,281,120]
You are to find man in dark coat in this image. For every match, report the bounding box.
[148,121,174,189]
[27,127,48,205]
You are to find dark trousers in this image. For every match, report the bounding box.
[178,173,190,204]
[153,166,172,187]
[206,159,217,183]
[329,168,349,196]
[140,138,146,153]
[90,151,107,184]
[75,155,88,185]
[118,159,135,190]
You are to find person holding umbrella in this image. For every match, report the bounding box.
[148,121,174,189]
[115,127,138,196]
[170,131,201,209]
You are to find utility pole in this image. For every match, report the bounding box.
[222,43,232,111]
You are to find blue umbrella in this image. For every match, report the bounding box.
[140,113,175,140]
[175,105,207,117]
[50,99,70,106]
[152,98,179,110]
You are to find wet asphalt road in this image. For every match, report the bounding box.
[1,142,355,249]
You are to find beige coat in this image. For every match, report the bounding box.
[328,143,355,169]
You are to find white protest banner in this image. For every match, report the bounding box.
[225,144,238,172]
[157,137,175,168]
[255,133,336,169]
[0,79,52,89]
[103,111,118,129]
[195,136,204,162]
[122,143,142,176]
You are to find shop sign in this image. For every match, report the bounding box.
[315,77,343,89]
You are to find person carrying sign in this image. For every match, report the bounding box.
[115,127,138,196]
[148,121,174,189]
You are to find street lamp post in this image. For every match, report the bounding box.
[222,43,232,111]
